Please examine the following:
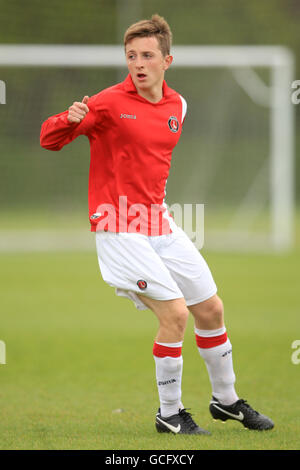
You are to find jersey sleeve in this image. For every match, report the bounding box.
[40,95,100,151]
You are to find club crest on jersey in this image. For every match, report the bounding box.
[137,279,147,290]
[168,116,179,133]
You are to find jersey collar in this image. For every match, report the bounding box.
[123,73,175,99]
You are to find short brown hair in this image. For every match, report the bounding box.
[124,14,172,57]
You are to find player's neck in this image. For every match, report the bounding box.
[136,82,164,104]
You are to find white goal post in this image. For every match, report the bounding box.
[0,45,295,252]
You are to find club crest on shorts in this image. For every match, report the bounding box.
[168,116,179,133]
[137,279,147,290]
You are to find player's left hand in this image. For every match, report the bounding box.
[67,96,89,123]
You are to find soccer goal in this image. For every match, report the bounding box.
[0,45,295,252]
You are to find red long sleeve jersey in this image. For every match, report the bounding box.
[40,74,187,235]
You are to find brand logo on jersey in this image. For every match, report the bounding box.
[137,279,147,290]
[120,113,136,119]
[168,116,179,133]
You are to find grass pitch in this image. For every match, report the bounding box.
[0,228,299,450]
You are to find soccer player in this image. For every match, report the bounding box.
[40,14,274,434]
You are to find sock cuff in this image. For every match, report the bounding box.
[195,326,228,349]
[153,341,183,358]
[194,326,226,337]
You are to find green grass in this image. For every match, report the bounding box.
[0,228,300,450]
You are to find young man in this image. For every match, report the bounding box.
[40,14,274,434]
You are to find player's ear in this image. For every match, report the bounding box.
[163,55,173,71]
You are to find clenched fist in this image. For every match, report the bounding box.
[67,96,89,123]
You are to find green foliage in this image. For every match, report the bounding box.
[0,0,299,66]
[0,1,299,53]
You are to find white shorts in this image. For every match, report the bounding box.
[95,226,217,310]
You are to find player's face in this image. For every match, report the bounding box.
[125,36,173,98]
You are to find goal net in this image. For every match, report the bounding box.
[0,45,295,252]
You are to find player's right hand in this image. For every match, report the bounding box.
[67,96,89,123]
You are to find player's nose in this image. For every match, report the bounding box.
[135,56,144,69]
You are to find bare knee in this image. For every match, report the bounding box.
[189,295,224,329]
[206,296,224,324]
[136,295,189,342]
